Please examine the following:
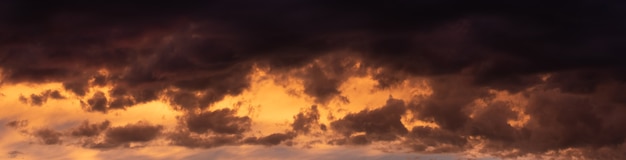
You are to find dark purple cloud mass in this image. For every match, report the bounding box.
[2,0,626,159]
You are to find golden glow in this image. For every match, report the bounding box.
[0,59,444,159]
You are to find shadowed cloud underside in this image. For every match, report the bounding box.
[2,0,626,159]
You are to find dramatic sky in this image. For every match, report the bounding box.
[1,0,626,159]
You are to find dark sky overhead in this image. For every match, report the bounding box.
[1,0,626,159]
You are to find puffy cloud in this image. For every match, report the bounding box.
[331,98,408,142]
[2,0,626,159]
[291,105,321,134]
[18,90,66,106]
[89,121,163,148]
[182,108,251,135]
[84,91,108,113]
[71,120,110,137]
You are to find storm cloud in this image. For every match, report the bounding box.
[2,0,626,159]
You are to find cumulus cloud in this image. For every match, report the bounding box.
[18,90,66,106]
[170,106,321,148]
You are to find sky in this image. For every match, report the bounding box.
[1,0,626,159]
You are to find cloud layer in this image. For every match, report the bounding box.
[2,0,626,159]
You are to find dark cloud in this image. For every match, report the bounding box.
[300,65,342,104]
[168,130,295,148]
[2,0,625,111]
[544,70,614,94]
[331,98,408,141]
[85,91,108,113]
[401,76,626,157]
[464,101,520,143]
[89,121,162,148]
[28,94,45,106]
[512,88,626,154]
[105,122,162,143]
[71,120,110,137]
[182,108,251,135]
[2,0,626,159]
[171,105,318,148]
[16,120,162,149]
[244,133,296,146]
[412,76,490,131]
[63,80,89,96]
[328,134,370,145]
[47,90,65,99]
[406,126,467,152]
[285,55,365,104]
[291,105,321,134]
[18,90,66,106]
[108,97,134,110]
[91,74,108,87]
[169,132,242,148]
[34,128,62,145]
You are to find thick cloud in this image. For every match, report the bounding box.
[513,88,626,154]
[412,76,490,131]
[2,0,625,110]
[84,91,108,113]
[182,108,251,135]
[89,122,163,148]
[2,0,626,159]
[171,105,321,148]
[2,0,622,111]
[105,122,162,143]
[406,126,467,153]
[71,120,110,137]
[288,55,366,104]
[331,98,408,142]
[401,77,626,158]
